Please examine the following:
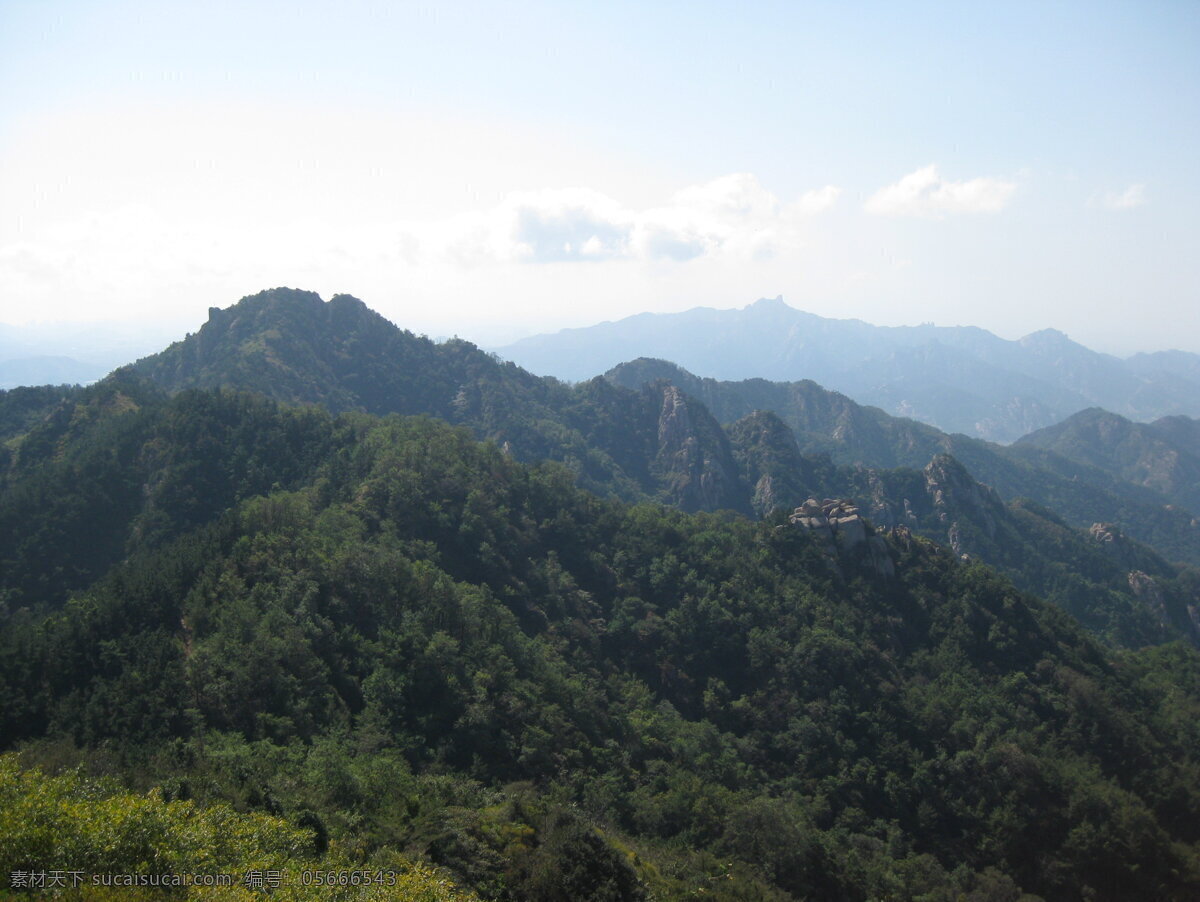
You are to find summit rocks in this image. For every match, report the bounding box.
[789,497,895,579]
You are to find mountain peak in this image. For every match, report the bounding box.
[329,293,368,311]
[239,286,324,309]
[1019,327,1072,347]
[747,295,790,311]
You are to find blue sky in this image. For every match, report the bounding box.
[1,0,1197,352]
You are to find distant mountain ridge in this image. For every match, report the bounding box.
[0,320,174,388]
[127,290,1198,561]
[494,297,1200,442]
[0,356,100,389]
[1016,407,1200,513]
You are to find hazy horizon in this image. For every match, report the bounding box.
[2,293,1195,386]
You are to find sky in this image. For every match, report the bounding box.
[1,0,1198,356]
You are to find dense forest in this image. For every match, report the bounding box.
[2,373,1200,899]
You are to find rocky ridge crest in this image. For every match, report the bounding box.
[789,497,895,579]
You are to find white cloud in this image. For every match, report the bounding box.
[418,174,838,267]
[864,165,1016,217]
[792,185,841,215]
[0,168,842,327]
[1098,183,1146,210]
[671,173,781,220]
[429,188,633,266]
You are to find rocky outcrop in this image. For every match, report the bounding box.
[920,454,1011,560]
[727,409,814,517]
[1128,570,1170,629]
[753,473,779,515]
[1089,521,1120,547]
[923,454,1003,539]
[654,385,745,513]
[789,498,895,579]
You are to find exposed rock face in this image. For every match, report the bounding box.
[1128,570,1170,628]
[726,408,815,517]
[864,470,900,527]
[919,453,1011,560]
[753,473,778,514]
[946,523,965,559]
[654,385,743,513]
[1090,522,1120,547]
[888,524,917,553]
[790,497,895,579]
[923,454,1002,539]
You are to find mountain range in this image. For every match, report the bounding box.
[4,287,1195,651]
[495,297,1200,443]
[4,287,1200,898]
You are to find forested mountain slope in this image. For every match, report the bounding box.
[3,389,1200,900]
[728,411,1200,647]
[607,358,1200,568]
[133,288,747,513]
[5,287,1190,648]
[131,289,1200,561]
[1016,408,1200,513]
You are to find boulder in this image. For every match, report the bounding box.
[789,498,894,578]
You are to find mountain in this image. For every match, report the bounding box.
[0,288,1165,657]
[494,297,1200,442]
[1127,348,1200,386]
[606,358,1200,568]
[133,292,1199,544]
[1016,408,1200,513]
[4,383,1200,899]
[724,407,1200,647]
[133,288,747,513]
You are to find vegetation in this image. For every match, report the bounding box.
[1015,407,1200,513]
[2,388,1200,899]
[4,289,1200,898]
[0,755,479,901]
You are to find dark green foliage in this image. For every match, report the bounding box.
[0,376,341,609]
[727,409,818,515]
[3,400,1200,899]
[0,384,83,442]
[516,808,645,902]
[4,290,1200,899]
[105,289,1200,643]
[131,289,747,514]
